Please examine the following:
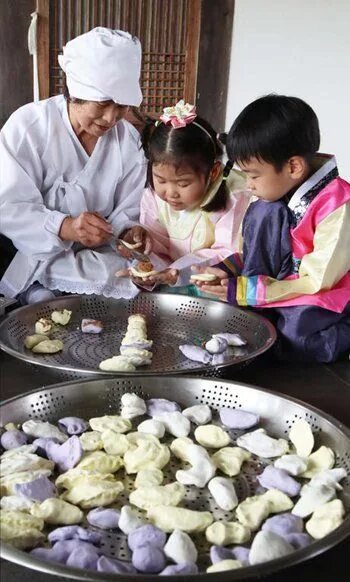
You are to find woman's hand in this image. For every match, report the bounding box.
[117,226,152,257]
[192,266,229,301]
[59,212,113,247]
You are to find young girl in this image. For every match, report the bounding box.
[194,94,350,362]
[118,100,250,292]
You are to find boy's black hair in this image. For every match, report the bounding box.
[226,94,320,171]
[141,115,228,212]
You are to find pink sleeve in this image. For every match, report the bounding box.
[200,191,250,260]
[140,188,171,265]
[171,191,250,272]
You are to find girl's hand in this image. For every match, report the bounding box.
[117,226,152,257]
[59,212,113,247]
[191,266,229,301]
[115,268,178,287]
[138,268,178,286]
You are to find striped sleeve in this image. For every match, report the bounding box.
[229,204,350,307]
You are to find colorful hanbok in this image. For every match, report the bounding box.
[140,168,251,289]
[220,155,350,362]
[0,95,146,300]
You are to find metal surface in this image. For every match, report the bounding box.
[0,293,276,379]
[0,376,349,581]
[0,297,17,316]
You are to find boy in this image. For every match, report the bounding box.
[195,95,350,362]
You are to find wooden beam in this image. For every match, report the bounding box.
[0,0,34,125]
[184,0,201,103]
[196,0,235,130]
[36,0,50,99]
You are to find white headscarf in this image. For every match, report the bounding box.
[58,27,142,106]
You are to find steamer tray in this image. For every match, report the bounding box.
[1,376,349,581]
[0,293,276,378]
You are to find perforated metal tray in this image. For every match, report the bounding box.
[1,376,349,581]
[0,296,17,316]
[0,293,276,379]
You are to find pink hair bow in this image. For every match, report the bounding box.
[159,99,197,128]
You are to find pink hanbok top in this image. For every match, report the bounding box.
[140,169,251,285]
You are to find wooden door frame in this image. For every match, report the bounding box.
[36,0,50,99]
[35,0,234,130]
[35,0,202,103]
[183,0,201,103]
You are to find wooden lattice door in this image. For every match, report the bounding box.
[37,0,201,117]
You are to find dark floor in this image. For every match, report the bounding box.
[0,349,349,582]
[235,353,350,427]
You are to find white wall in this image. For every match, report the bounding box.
[226,0,350,179]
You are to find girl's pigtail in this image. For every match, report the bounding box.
[126,106,157,157]
[138,116,158,187]
[222,159,233,181]
[140,117,157,158]
[217,132,228,146]
[202,158,232,213]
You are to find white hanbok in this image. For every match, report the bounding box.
[0,95,146,299]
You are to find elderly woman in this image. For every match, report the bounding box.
[0,28,148,303]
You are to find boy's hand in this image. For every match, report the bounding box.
[202,278,229,301]
[117,226,152,257]
[191,266,229,301]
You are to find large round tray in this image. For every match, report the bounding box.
[1,376,349,581]
[0,293,276,378]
